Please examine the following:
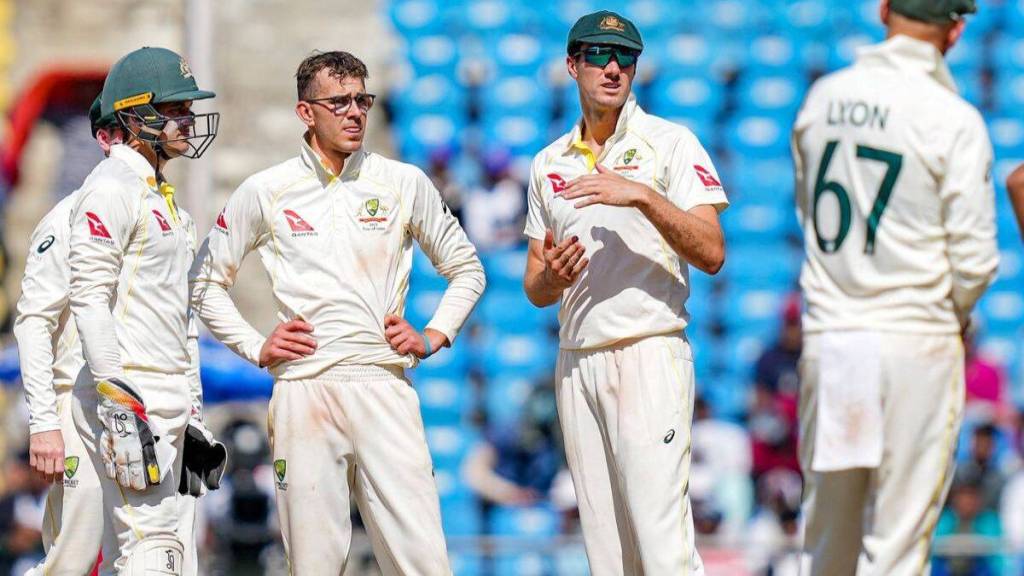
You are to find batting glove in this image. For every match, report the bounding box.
[96,378,161,490]
[178,418,227,497]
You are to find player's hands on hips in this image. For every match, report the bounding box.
[96,377,161,490]
[259,318,316,368]
[384,315,447,359]
[541,229,588,290]
[560,163,651,208]
[28,430,65,484]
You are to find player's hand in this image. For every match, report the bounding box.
[384,315,447,358]
[178,418,227,498]
[541,229,588,290]
[560,164,651,209]
[259,319,316,368]
[28,430,65,484]
[96,378,161,490]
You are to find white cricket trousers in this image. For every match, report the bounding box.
[31,390,202,576]
[268,364,451,575]
[556,334,703,576]
[798,332,965,576]
[72,367,191,574]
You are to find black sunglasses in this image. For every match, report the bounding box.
[304,92,377,114]
[576,45,640,68]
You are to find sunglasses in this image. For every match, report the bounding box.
[304,92,377,114]
[576,45,640,68]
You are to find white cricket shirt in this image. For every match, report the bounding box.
[793,35,999,333]
[525,94,729,350]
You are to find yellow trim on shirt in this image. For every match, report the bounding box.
[571,138,597,172]
[119,191,151,320]
[158,182,180,224]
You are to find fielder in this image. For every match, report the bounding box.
[66,48,224,574]
[523,11,727,575]
[189,51,485,574]
[792,1,998,573]
[16,94,219,576]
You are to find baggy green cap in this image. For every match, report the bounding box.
[100,47,215,117]
[890,0,977,24]
[567,10,643,55]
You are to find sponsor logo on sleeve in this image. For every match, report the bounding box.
[283,209,317,237]
[37,235,56,254]
[86,212,115,245]
[694,164,723,189]
[215,208,228,233]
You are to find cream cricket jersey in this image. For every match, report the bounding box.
[189,137,486,380]
[525,94,729,350]
[15,192,82,434]
[793,36,999,334]
[69,144,196,382]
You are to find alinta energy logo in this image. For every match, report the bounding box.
[274,459,288,490]
[283,210,317,237]
[64,456,80,488]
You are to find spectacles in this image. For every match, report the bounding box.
[576,45,639,68]
[304,92,377,114]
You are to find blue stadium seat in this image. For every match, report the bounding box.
[480,75,553,116]
[988,116,1024,157]
[488,34,546,76]
[769,0,830,36]
[393,74,466,115]
[426,425,478,470]
[993,73,1024,113]
[414,334,472,376]
[449,550,484,576]
[648,76,725,118]
[394,113,467,165]
[701,370,752,421]
[993,36,1024,72]
[661,115,717,149]
[978,290,1024,335]
[407,289,445,329]
[484,371,538,425]
[825,33,879,72]
[481,114,548,156]
[722,286,789,337]
[481,249,527,290]
[725,243,802,289]
[652,33,725,76]
[721,198,798,243]
[416,376,471,425]
[404,34,460,76]
[490,505,559,536]
[746,35,806,73]
[477,332,557,378]
[389,0,445,36]
[725,115,791,158]
[441,500,483,537]
[477,289,546,334]
[457,0,530,37]
[736,74,806,115]
[727,158,794,203]
[703,0,763,35]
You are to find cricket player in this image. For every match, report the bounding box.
[189,51,485,574]
[523,11,727,575]
[1005,164,1024,239]
[66,47,223,575]
[16,94,218,576]
[792,1,999,573]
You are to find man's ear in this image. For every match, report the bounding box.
[295,101,315,128]
[567,55,580,80]
[946,19,966,53]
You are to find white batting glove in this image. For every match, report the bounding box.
[96,378,161,490]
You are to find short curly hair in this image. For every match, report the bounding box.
[295,51,369,101]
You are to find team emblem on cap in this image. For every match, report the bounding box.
[179,58,193,79]
[599,15,626,32]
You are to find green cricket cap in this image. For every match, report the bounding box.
[100,47,215,117]
[890,0,977,24]
[567,11,643,55]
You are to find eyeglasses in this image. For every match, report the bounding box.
[576,45,639,68]
[304,92,377,114]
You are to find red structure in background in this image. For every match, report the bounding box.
[0,66,107,190]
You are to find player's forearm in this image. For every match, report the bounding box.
[523,268,563,307]
[13,318,61,434]
[71,295,124,382]
[426,252,486,344]
[1007,167,1024,241]
[636,189,725,275]
[185,313,202,416]
[190,279,265,366]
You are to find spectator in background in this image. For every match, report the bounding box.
[0,451,48,575]
[462,382,564,526]
[427,147,465,223]
[963,320,1014,425]
[750,294,802,481]
[746,469,802,576]
[461,148,526,252]
[934,468,1003,576]
[1000,411,1024,573]
[690,395,753,540]
[958,422,1009,512]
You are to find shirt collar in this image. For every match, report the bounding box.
[563,92,641,155]
[109,144,159,189]
[300,133,365,187]
[855,35,958,93]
